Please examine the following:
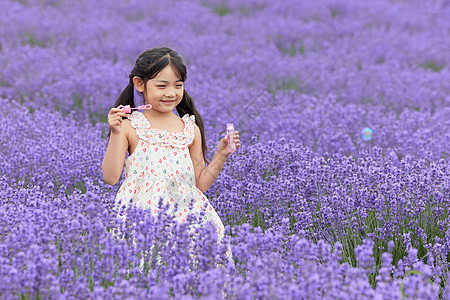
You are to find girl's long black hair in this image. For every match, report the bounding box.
[108,47,210,165]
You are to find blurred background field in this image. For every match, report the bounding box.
[0,0,449,298]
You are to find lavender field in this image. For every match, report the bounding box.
[1,0,449,298]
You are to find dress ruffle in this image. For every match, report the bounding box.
[129,111,195,147]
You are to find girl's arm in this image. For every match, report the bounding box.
[190,125,240,193]
[102,108,129,185]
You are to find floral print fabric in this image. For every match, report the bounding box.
[113,110,233,262]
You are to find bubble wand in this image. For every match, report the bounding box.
[118,104,152,113]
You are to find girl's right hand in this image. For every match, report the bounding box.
[108,107,128,134]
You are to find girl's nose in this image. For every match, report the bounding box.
[165,91,176,98]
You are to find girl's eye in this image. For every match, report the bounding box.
[157,85,165,88]
[176,85,183,88]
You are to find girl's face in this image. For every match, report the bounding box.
[134,65,184,113]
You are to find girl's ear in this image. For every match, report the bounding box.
[133,76,145,93]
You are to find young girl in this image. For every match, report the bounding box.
[102,47,240,266]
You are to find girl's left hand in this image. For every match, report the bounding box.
[218,131,240,157]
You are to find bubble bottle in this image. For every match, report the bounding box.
[227,123,236,153]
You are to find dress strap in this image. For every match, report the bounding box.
[182,114,196,146]
[128,111,148,131]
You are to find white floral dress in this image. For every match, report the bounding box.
[113,110,233,263]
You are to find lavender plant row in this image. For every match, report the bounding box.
[0,0,448,159]
[0,177,447,299]
[211,138,450,265]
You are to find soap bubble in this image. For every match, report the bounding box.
[362,127,373,141]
